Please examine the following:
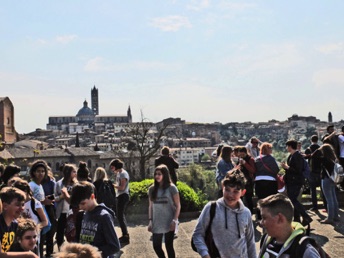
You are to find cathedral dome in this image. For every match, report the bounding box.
[76,100,94,117]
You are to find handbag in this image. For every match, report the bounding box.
[324,161,344,184]
[191,202,220,258]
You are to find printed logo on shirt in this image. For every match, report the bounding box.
[1,231,15,252]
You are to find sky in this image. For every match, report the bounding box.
[1,0,344,133]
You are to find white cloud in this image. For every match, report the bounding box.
[55,34,78,44]
[219,1,256,11]
[315,43,344,56]
[149,15,192,32]
[223,43,303,76]
[84,57,180,72]
[187,0,210,11]
[312,68,344,89]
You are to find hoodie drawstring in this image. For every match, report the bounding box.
[225,208,228,229]
[236,213,240,238]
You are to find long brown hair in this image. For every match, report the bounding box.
[220,146,233,163]
[320,143,337,162]
[62,164,77,186]
[150,165,172,201]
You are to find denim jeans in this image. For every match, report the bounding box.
[286,183,311,222]
[322,177,339,221]
[308,173,321,209]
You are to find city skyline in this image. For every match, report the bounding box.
[1,1,344,133]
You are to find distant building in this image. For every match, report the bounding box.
[328,112,333,123]
[47,87,132,133]
[0,97,17,144]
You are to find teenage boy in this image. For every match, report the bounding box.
[192,169,256,258]
[70,181,120,258]
[258,193,320,257]
[0,187,38,258]
[281,140,313,225]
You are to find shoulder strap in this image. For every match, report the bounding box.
[31,198,41,222]
[207,201,217,229]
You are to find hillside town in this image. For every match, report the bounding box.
[1,88,342,181]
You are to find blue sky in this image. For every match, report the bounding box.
[1,0,344,133]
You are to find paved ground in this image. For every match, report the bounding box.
[116,208,344,258]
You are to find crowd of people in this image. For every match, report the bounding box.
[0,124,343,257]
[0,158,132,258]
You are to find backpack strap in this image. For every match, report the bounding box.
[31,198,42,222]
[208,201,216,227]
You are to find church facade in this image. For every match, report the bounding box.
[47,86,132,133]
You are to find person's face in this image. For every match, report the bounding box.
[19,230,37,251]
[251,141,259,148]
[286,145,292,153]
[222,185,246,209]
[3,198,25,219]
[79,197,95,211]
[328,127,335,134]
[238,152,246,158]
[260,207,283,238]
[154,170,163,183]
[34,167,46,182]
[70,169,77,179]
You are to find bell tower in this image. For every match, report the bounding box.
[91,86,99,115]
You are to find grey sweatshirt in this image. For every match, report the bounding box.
[192,198,256,258]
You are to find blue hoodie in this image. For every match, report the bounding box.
[79,204,120,258]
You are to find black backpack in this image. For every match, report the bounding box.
[288,234,330,258]
[96,181,116,209]
[191,201,220,258]
[260,233,330,258]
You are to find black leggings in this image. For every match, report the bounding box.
[117,193,129,236]
[153,231,175,258]
[56,213,67,248]
[255,180,278,220]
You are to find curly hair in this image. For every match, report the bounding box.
[53,243,101,258]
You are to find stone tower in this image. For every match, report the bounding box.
[328,112,333,123]
[127,105,132,123]
[91,86,99,115]
[0,97,17,144]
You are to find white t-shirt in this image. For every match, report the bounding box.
[22,199,43,225]
[338,135,344,158]
[29,181,45,201]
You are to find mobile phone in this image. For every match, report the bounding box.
[47,195,55,200]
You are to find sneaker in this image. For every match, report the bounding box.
[320,219,334,225]
[119,235,130,245]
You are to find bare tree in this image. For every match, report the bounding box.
[123,113,171,179]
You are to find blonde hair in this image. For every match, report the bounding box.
[53,243,101,258]
[93,167,108,182]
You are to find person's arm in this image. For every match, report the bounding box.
[35,206,48,229]
[0,252,39,258]
[192,203,212,258]
[242,158,256,178]
[169,191,181,231]
[148,197,153,232]
[114,178,127,191]
[98,213,120,257]
[172,158,179,169]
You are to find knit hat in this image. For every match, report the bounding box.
[1,164,21,184]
